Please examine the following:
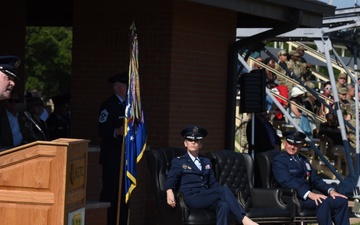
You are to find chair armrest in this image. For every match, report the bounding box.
[176,192,189,209]
[280,188,295,197]
[158,190,189,209]
[155,190,185,224]
[236,189,247,209]
[278,188,302,217]
[249,188,288,210]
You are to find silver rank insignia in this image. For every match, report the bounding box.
[99,109,109,123]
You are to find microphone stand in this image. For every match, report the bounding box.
[24,111,47,141]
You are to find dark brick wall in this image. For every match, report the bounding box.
[86,149,102,201]
[0,1,26,94]
[71,0,237,150]
[85,207,108,225]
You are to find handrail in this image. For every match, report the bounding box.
[311,70,329,83]
[248,56,300,86]
[269,89,326,123]
[289,41,354,74]
[248,57,334,104]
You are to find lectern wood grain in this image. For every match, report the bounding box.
[0,138,89,225]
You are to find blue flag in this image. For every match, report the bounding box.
[124,22,147,203]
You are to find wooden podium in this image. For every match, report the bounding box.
[0,138,89,225]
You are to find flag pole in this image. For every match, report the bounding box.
[116,21,137,225]
[116,135,126,225]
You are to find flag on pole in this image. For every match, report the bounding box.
[124,21,147,203]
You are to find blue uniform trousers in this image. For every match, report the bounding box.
[184,186,246,225]
[301,196,349,225]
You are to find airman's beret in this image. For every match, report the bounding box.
[283,130,306,144]
[0,55,20,79]
[181,126,207,141]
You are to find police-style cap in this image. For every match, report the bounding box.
[181,126,207,141]
[107,72,128,84]
[283,130,306,144]
[0,55,20,79]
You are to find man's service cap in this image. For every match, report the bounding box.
[181,126,208,141]
[0,55,20,79]
[107,72,128,84]
[283,130,306,144]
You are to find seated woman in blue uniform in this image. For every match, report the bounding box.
[272,130,350,225]
[165,125,258,225]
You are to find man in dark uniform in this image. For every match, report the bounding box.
[0,55,19,101]
[165,126,258,225]
[0,56,20,141]
[46,94,71,140]
[0,91,27,149]
[272,130,350,225]
[98,72,128,225]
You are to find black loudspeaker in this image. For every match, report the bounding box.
[239,69,266,113]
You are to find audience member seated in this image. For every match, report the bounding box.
[272,81,289,122]
[296,46,313,81]
[318,113,343,160]
[345,83,355,118]
[286,51,302,79]
[288,85,306,127]
[336,72,347,90]
[272,130,350,225]
[275,49,293,91]
[264,57,277,84]
[46,94,71,140]
[252,57,263,70]
[338,87,351,121]
[24,90,49,122]
[319,81,333,118]
[23,97,50,142]
[303,84,321,137]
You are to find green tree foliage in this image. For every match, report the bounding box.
[25,27,72,100]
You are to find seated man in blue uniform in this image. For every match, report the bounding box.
[165,125,258,225]
[272,130,350,225]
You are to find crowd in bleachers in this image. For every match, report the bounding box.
[243,45,360,176]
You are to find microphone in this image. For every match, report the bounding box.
[24,111,47,141]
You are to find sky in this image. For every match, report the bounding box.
[319,0,359,9]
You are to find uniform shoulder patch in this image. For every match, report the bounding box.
[99,109,109,123]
